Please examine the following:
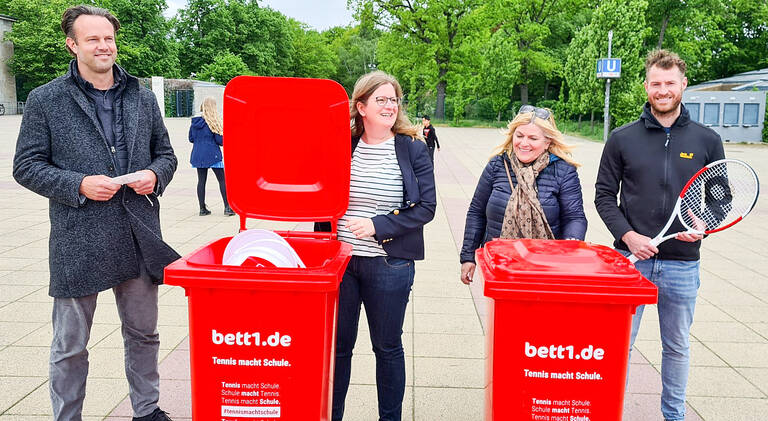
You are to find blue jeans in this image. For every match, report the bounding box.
[332,255,415,421]
[627,255,700,421]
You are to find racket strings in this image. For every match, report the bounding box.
[680,162,758,232]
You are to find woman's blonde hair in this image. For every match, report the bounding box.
[492,109,580,167]
[201,96,223,136]
[350,71,420,139]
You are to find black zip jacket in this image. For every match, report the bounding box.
[594,102,725,261]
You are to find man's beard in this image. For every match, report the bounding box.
[650,95,682,117]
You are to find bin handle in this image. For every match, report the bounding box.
[237,216,338,240]
[274,230,337,240]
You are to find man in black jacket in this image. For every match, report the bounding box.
[421,115,440,162]
[13,6,177,421]
[595,50,724,421]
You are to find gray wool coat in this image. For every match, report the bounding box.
[13,64,179,298]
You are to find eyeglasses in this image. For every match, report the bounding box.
[373,96,402,106]
[518,105,551,121]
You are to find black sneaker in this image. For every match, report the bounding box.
[133,408,172,421]
[199,205,211,216]
[224,205,235,216]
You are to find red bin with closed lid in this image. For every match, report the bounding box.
[477,239,657,421]
[164,76,352,420]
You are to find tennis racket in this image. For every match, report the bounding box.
[628,158,759,263]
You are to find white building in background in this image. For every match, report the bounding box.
[0,14,17,115]
[684,69,768,143]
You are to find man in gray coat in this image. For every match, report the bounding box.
[13,5,178,421]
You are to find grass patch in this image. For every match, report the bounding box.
[425,117,605,141]
[558,120,604,142]
[429,118,509,128]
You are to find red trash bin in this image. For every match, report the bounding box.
[164,76,353,420]
[476,239,657,421]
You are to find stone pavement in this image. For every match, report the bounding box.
[1,114,767,420]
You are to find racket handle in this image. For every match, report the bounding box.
[627,254,639,264]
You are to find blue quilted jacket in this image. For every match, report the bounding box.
[460,154,587,263]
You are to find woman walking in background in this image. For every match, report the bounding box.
[189,96,234,216]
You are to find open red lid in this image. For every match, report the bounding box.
[477,239,657,304]
[222,76,351,229]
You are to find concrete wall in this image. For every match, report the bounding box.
[0,17,17,114]
[151,76,165,117]
[683,90,766,143]
[192,84,225,117]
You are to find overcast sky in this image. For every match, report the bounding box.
[164,0,355,31]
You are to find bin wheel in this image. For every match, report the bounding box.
[0,104,5,116]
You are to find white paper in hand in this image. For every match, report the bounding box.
[109,172,144,185]
[109,172,144,184]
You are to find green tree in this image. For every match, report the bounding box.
[478,0,579,106]
[197,51,252,84]
[352,0,479,120]
[288,19,338,79]
[644,0,768,85]
[2,0,71,100]
[564,0,648,131]
[324,25,379,94]
[2,0,181,98]
[644,0,728,84]
[563,16,602,121]
[479,29,517,120]
[104,0,180,78]
[174,0,294,78]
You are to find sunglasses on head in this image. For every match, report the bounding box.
[518,105,551,121]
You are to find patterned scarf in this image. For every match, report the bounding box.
[499,152,555,240]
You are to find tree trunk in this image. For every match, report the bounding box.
[497,110,502,121]
[577,114,582,130]
[590,110,595,132]
[657,15,670,49]
[520,84,529,105]
[435,80,447,120]
[543,83,549,100]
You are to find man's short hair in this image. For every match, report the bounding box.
[645,49,686,77]
[61,5,120,57]
[422,115,431,121]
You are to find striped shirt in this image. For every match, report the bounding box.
[338,138,404,256]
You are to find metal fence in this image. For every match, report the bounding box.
[164,89,194,117]
[0,101,24,115]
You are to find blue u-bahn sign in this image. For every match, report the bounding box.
[597,58,621,79]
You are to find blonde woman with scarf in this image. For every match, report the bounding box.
[459,106,587,284]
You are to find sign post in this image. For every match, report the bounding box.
[597,30,621,142]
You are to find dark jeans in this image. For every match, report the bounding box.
[196,167,227,208]
[427,146,435,163]
[50,260,160,420]
[332,255,415,421]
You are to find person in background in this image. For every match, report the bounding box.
[13,5,178,421]
[460,105,587,284]
[189,96,234,216]
[322,70,436,421]
[421,115,440,162]
[594,49,724,421]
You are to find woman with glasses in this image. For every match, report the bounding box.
[459,106,587,284]
[321,70,436,421]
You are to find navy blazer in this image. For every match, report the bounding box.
[189,116,223,167]
[317,134,436,260]
[460,154,587,263]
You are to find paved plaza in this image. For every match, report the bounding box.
[1,114,767,420]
